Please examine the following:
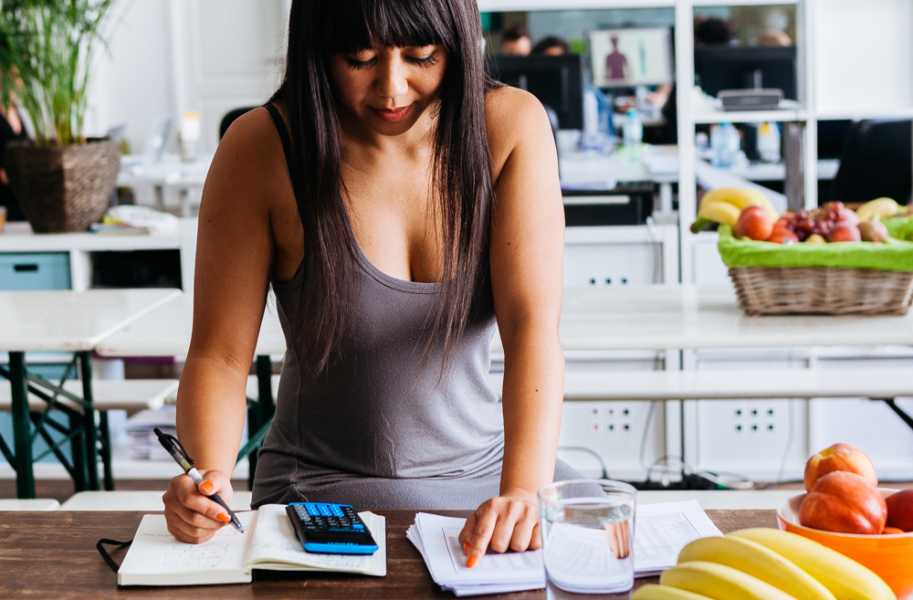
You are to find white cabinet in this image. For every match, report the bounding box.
[564,225,678,287]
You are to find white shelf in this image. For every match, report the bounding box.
[694,0,797,6]
[693,108,808,125]
[0,222,182,253]
[478,0,674,10]
[816,106,913,121]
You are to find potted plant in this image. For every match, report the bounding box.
[0,0,117,233]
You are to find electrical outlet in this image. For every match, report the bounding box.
[559,400,665,480]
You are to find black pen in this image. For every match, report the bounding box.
[154,427,245,533]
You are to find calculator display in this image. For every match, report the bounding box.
[286,502,379,555]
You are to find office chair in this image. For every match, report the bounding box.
[218,106,258,140]
[829,119,912,205]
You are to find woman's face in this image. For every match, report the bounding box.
[329,44,447,136]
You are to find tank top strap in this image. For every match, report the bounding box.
[263,102,303,206]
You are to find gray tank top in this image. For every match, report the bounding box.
[251,104,503,506]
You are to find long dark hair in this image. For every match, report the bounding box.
[272,0,494,376]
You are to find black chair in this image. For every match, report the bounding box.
[218,106,257,140]
[829,119,912,205]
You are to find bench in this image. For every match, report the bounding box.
[0,379,179,491]
[0,379,179,415]
[61,490,252,511]
[0,498,60,511]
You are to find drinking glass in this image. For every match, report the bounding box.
[538,479,637,598]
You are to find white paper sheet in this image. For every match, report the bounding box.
[407,500,721,597]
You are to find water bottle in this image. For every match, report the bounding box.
[756,121,781,163]
[711,121,738,168]
[623,109,643,149]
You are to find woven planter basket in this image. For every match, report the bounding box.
[729,266,913,316]
[5,139,119,233]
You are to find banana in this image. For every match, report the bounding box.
[660,561,795,600]
[730,529,894,600]
[697,200,742,228]
[678,536,835,600]
[632,583,714,600]
[857,197,900,221]
[702,187,776,215]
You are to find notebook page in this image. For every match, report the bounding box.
[414,512,544,588]
[117,512,255,586]
[245,504,386,576]
[634,500,722,574]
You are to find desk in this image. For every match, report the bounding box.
[95,292,286,481]
[117,154,212,217]
[0,289,180,498]
[0,509,774,599]
[557,285,913,352]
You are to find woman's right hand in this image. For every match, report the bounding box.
[162,469,234,544]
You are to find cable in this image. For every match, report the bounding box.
[559,446,609,479]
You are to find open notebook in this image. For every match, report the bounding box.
[117,504,386,586]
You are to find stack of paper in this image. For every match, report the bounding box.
[406,500,721,597]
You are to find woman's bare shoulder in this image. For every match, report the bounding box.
[485,85,554,178]
[206,106,289,206]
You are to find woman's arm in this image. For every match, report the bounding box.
[165,109,281,542]
[459,88,565,562]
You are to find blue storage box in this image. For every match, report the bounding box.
[0,252,71,290]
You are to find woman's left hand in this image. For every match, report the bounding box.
[457,488,541,567]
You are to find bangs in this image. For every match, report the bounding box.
[319,0,453,54]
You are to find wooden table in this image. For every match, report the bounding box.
[0,509,776,599]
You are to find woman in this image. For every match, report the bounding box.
[164,0,574,562]
[0,82,28,221]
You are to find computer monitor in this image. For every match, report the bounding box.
[488,54,584,130]
[694,46,797,100]
[589,28,673,89]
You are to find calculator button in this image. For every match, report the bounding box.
[330,504,344,517]
[352,524,364,530]
[317,504,331,516]
[305,503,320,517]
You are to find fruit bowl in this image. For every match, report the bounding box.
[777,489,913,598]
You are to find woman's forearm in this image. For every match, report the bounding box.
[498,322,564,496]
[176,354,250,477]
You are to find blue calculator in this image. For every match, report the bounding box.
[286,502,379,555]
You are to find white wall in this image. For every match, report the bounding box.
[88,0,178,154]
[88,0,288,154]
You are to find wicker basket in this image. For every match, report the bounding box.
[729,266,913,316]
[5,139,119,233]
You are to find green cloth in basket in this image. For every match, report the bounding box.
[717,217,913,272]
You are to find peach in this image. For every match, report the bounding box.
[799,471,887,534]
[767,228,799,244]
[886,489,913,532]
[804,442,877,491]
[828,223,861,243]
[734,206,775,241]
[882,527,905,535]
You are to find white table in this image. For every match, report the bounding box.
[95,292,285,483]
[0,289,180,497]
[117,154,213,217]
[557,285,913,352]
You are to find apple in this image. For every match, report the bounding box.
[828,223,862,243]
[735,206,775,241]
[799,471,887,534]
[885,489,913,532]
[804,442,878,492]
